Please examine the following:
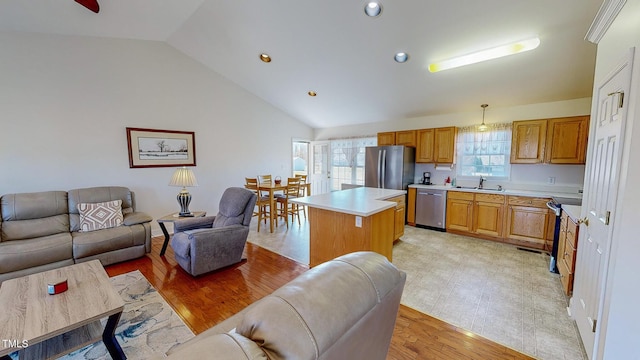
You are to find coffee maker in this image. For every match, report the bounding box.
[421,172,431,185]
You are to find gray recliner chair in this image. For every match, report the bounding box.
[170,187,257,276]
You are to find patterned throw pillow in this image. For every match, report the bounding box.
[78,200,124,232]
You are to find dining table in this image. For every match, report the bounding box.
[257,181,311,233]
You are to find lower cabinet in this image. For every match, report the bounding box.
[558,211,579,295]
[387,195,406,240]
[446,191,505,238]
[407,188,416,225]
[504,196,553,250]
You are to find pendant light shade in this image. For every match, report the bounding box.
[478,104,489,132]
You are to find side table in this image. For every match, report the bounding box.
[157,211,206,256]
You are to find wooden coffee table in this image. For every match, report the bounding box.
[0,260,126,360]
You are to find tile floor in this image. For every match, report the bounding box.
[246,219,587,360]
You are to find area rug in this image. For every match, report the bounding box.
[11,270,194,360]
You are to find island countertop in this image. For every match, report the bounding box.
[291,187,406,217]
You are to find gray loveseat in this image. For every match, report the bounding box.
[0,186,152,282]
[163,251,407,360]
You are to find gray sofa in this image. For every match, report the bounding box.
[163,251,406,360]
[0,186,152,282]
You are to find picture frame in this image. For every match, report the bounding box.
[126,127,196,168]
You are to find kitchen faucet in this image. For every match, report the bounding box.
[478,176,485,189]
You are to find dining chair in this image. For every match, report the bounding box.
[277,177,302,228]
[244,177,261,218]
[295,174,308,219]
[257,174,272,185]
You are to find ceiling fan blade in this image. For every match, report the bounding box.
[75,0,100,13]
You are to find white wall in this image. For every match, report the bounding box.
[316,98,591,192]
[0,32,313,235]
[587,0,640,358]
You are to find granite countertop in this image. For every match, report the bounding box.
[291,187,405,217]
[562,205,582,221]
[409,183,583,200]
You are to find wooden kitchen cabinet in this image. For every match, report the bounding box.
[474,193,506,238]
[416,129,435,162]
[545,116,590,164]
[396,130,417,147]
[558,210,580,295]
[511,116,590,164]
[505,196,553,250]
[377,130,417,147]
[446,191,474,232]
[510,119,547,164]
[387,195,406,240]
[377,132,396,146]
[407,187,416,225]
[416,127,457,163]
[447,191,505,239]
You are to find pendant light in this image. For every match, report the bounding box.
[478,104,489,131]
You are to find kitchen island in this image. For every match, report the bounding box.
[291,187,406,267]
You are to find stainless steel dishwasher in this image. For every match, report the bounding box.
[415,188,447,230]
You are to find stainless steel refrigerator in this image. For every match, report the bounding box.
[364,146,415,190]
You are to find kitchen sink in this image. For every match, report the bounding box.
[454,186,505,192]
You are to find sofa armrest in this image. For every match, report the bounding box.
[173,216,215,233]
[123,211,153,226]
[165,332,267,359]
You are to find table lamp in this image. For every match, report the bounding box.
[169,167,199,217]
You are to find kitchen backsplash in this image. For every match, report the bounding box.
[414,163,584,195]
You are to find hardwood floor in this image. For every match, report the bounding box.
[105,237,534,359]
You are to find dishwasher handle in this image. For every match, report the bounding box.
[418,191,443,197]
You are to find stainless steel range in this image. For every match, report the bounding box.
[546,196,583,273]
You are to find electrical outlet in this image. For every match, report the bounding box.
[548,176,556,184]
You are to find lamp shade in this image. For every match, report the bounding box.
[169,167,198,187]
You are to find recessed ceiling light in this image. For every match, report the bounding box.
[394,52,409,63]
[364,2,382,17]
[308,91,317,97]
[259,53,271,63]
[428,37,540,73]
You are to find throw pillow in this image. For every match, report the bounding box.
[78,200,124,232]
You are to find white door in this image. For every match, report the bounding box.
[309,141,331,195]
[571,52,632,359]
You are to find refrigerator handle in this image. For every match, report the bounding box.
[381,149,387,189]
[377,150,382,188]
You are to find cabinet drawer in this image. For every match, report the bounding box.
[562,240,576,273]
[508,196,550,208]
[558,258,574,295]
[475,193,505,204]
[566,218,578,248]
[448,191,474,201]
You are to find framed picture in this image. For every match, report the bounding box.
[126,127,196,168]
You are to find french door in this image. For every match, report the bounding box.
[309,141,331,195]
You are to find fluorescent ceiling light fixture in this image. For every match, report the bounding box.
[428,37,540,73]
[364,2,382,17]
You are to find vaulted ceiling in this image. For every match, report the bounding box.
[0,0,603,128]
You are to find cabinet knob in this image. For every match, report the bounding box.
[577,217,589,226]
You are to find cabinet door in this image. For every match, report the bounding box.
[446,198,473,232]
[474,201,504,237]
[407,187,416,225]
[377,132,396,146]
[505,205,550,249]
[434,127,457,163]
[396,130,417,147]
[394,204,405,240]
[510,119,547,164]
[416,129,435,163]
[545,116,590,164]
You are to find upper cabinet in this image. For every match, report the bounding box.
[545,116,590,164]
[510,116,590,165]
[377,132,396,146]
[416,126,457,164]
[377,130,417,147]
[511,119,547,164]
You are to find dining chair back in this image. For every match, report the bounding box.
[257,174,272,185]
[277,177,303,228]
